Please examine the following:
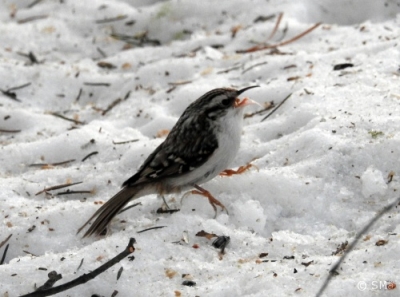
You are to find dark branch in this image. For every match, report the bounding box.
[0,234,12,249]
[35,181,82,196]
[261,93,292,122]
[20,238,136,297]
[81,151,99,162]
[137,226,166,233]
[315,197,400,297]
[1,244,9,265]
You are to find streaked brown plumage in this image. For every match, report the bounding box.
[78,86,259,237]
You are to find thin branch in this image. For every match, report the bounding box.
[244,101,274,118]
[237,22,321,54]
[83,82,111,87]
[112,139,139,145]
[166,81,192,93]
[102,98,122,115]
[123,91,131,100]
[168,80,192,87]
[35,181,83,196]
[27,0,44,8]
[0,129,21,133]
[216,66,241,74]
[55,190,93,196]
[17,15,48,24]
[0,234,12,249]
[23,250,38,257]
[75,88,82,102]
[156,208,180,214]
[242,61,268,74]
[8,82,32,92]
[261,93,292,122]
[253,14,275,23]
[137,226,166,234]
[118,202,142,214]
[49,113,84,125]
[274,22,321,47]
[111,32,161,46]
[266,12,283,41]
[20,238,137,297]
[29,159,76,169]
[0,244,9,265]
[76,258,84,271]
[81,151,98,162]
[315,197,400,297]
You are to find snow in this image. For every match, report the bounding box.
[1,0,400,296]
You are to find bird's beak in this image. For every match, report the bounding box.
[236,85,259,95]
[234,85,261,108]
[234,97,261,108]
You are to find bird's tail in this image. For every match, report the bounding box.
[77,185,145,237]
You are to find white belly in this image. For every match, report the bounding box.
[167,111,243,189]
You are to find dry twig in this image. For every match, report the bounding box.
[35,181,82,196]
[0,234,12,249]
[237,15,321,54]
[81,151,98,162]
[137,226,166,233]
[83,82,111,87]
[316,197,400,297]
[50,113,84,125]
[112,139,139,145]
[0,235,12,265]
[0,129,21,133]
[27,0,43,8]
[0,244,9,265]
[102,98,122,115]
[20,238,137,297]
[55,190,93,196]
[261,93,292,122]
[119,202,142,214]
[29,159,76,170]
[266,12,283,41]
[244,101,274,118]
[17,15,48,24]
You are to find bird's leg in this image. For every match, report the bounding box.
[181,185,228,218]
[219,163,258,177]
[160,194,171,209]
[156,194,180,214]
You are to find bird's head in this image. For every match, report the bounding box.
[188,86,260,121]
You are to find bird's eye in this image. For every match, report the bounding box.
[221,98,231,106]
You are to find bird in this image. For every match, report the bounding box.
[77,86,259,237]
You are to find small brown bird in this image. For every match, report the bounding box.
[78,86,259,237]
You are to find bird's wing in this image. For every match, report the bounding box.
[122,113,218,187]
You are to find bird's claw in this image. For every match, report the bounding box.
[219,162,258,177]
[181,186,228,218]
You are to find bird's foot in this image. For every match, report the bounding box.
[219,162,258,177]
[181,185,228,218]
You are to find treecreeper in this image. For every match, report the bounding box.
[78,86,259,237]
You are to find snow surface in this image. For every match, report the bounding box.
[1,0,400,296]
